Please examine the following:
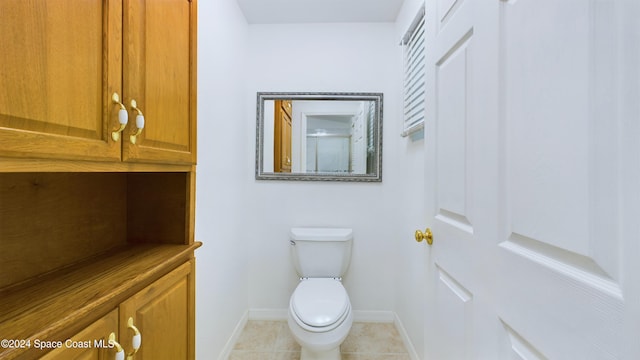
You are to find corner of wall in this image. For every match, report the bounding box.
[217,310,249,360]
[395,312,421,360]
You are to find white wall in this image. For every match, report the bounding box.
[245,23,403,319]
[196,3,428,359]
[196,0,250,358]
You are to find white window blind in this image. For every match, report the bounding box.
[401,7,426,137]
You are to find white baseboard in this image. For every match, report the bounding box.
[248,308,288,320]
[352,310,395,323]
[247,308,396,323]
[217,310,248,360]
[394,313,420,360]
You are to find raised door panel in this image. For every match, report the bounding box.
[495,1,627,358]
[0,0,122,162]
[119,261,194,360]
[274,101,292,172]
[424,0,639,358]
[122,0,196,165]
[430,265,473,360]
[283,112,292,172]
[424,1,479,358]
[40,309,119,360]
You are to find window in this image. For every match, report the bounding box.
[401,6,426,137]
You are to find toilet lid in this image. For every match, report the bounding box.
[291,279,349,328]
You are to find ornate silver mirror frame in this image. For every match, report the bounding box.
[255,92,383,182]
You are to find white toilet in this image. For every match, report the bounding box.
[287,227,354,360]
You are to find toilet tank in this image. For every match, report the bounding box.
[290,227,353,278]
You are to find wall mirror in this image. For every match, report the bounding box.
[256,92,383,182]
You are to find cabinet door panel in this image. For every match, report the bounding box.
[120,261,194,360]
[0,0,122,161]
[123,0,196,164]
[40,309,119,360]
[274,101,292,173]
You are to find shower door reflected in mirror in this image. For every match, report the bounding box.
[306,135,351,173]
[256,92,383,182]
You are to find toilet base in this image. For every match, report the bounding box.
[300,346,341,360]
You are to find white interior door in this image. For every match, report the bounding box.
[423,0,640,359]
[423,0,499,358]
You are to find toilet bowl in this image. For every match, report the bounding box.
[288,278,353,359]
[287,228,354,360]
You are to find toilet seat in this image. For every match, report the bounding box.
[290,278,350,333]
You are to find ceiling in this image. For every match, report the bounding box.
[236,0,405,24]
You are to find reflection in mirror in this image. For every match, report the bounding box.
[256,92,383,182]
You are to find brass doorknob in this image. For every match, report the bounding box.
[415,228,433,245]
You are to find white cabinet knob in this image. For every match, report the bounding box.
[132,333,141,350]
[135,114,145,130]
[115,349,125,360]
[119,109,129,126]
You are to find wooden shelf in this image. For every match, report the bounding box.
[0,157,196,173]
[0,242,201,360]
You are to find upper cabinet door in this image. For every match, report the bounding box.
[122,0,197,165]
[0,0,122,162]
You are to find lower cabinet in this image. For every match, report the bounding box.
[39,261,194,360]
[120,261,194,360]
[40,310,119,360]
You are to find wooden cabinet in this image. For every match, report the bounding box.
[0,2,198,359]
[0,0,197,165]
[0,0,121,162]
[0,173,199,360]
[40,310,119,360]
[274,100,292,172]
[39,262,194,360]
[120,261,194,360]
[0,4,199,344]
[122,0,197,164]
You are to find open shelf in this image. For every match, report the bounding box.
[0,172,195,288]
[0,170,198,359]
[0,242,201,360]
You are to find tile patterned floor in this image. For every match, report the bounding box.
[228,320,410,360]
